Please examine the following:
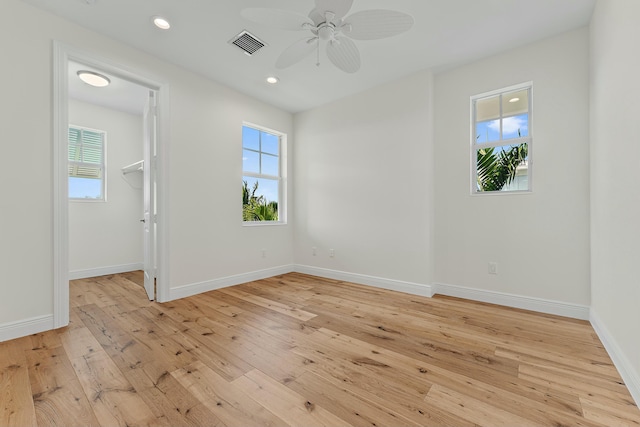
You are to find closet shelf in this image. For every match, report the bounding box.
[122,160,144,175]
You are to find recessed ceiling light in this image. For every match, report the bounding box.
[153,16,171,30]
[266,76,279,84]
[509,97,520,103]
[77,70,110,87]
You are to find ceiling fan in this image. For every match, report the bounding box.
[241,0,414,73]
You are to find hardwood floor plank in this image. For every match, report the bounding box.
[218,286,317,321]
[237,276,319,307]
[205,291,319,336]
[28,331,63,352]
[135,372,224,427]
[69,277,120,308]
[67,349,157,427]
[177,325,255,381]
[519,362,636,402]
[146,319,254,387]
[292,328,434,401]
[25,346,100,427]
[291,337,474,426]
[59,305,158,426]
[0,339,37,427]
[580,396,640,426]
[73,305,223,426]
[58,321,103,361]
[304,298,520,376]
[305,311,523,386]
[496,345,620,379]
[425,383,537,426]
[171,360,287,427]
[120,270,144,288]
[93,275,151,313]
[231,369,352,427]
[311,322,572,419]
[303,324,591,423]
[137,305,187,336]
[186,315,312,384]
[195,292,246,318]
[287,370,423,427]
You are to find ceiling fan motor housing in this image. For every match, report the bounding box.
[317,23,337,40]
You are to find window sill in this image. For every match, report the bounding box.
[471,190,532,197]
[242,221,287,227]
[69,198,106,203]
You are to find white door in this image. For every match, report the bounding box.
[142,91,156,300]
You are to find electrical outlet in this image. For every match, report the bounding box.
[488,262,498,275]
[312,247,317,256]
[261,249,266,258]
[329,248,335,258]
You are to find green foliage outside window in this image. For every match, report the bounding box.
[242,180,278,221]
[476,143,528,192]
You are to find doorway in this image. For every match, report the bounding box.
[68,61,156,300]
[53,42,169,328]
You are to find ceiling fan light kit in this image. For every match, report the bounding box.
[241,0,414,73]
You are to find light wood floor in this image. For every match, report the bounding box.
[1,272,639,426]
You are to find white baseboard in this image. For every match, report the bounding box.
[168,265,295,301]
[0,315,55,343]
[590,310,640,407]
[69,263,144,280]
[432,282,590,320]
[294,265,433,298]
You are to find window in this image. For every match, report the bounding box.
[242,124,284,223]
[472,82,532,194]
[68,125,106,200]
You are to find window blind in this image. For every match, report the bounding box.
[68,127,104,179]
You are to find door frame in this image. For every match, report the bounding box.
[53,41,171,328]
[142,90,157,301]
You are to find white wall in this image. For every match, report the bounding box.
[0,1,55,326]
[68,100,143,276]
[294,71,434,289]
[590,0,640,403]
[433,28,591,307]
[167,68,293,294]
[0,0,293,330]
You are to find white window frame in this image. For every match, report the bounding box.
[242,122,287,225]
[471,82,533,195]
[68,124,107,202]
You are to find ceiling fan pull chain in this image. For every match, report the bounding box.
[316,37,321,67]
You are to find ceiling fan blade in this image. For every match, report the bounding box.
[276,37,318,69]
[308,9,325,26]
[313,0,354,20]
[343,10,414,40]
[241,8,312,30]
[326,37,360,73]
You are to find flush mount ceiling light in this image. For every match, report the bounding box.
[509,97,520,103]
[266,76,279,84]
[153,16,171,30]
[77,70,111,87]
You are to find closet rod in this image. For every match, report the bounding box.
[122,160,144,175]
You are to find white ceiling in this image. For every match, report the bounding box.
[25,0,596,114]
